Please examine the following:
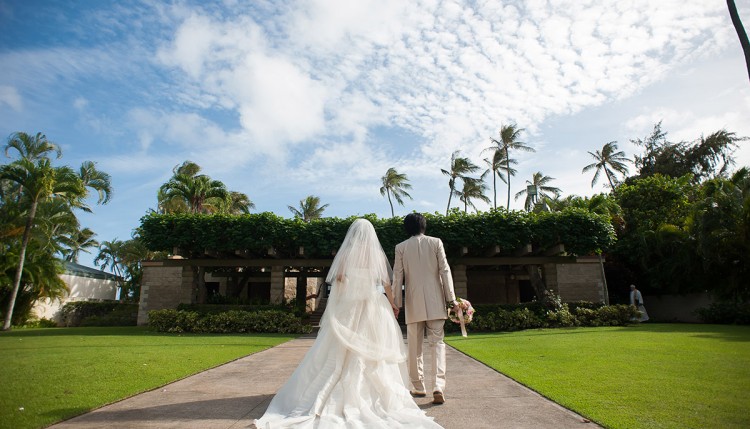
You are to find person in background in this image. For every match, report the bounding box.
[630,284,649,322]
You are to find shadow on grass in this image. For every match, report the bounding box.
[46,394,274,426]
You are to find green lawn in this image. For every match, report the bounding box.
[446,324,750,429]
[0,326,294,429]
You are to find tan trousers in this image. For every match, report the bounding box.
[407,319,446,393]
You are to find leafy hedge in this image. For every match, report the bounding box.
[148,309,312,334]
[696,302,750,325]
[139,208,615,258]
[60,301,138,327]
[444,302,640,333]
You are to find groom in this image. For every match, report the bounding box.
[392,213,459,405]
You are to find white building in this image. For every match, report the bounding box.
[34,262,120,323]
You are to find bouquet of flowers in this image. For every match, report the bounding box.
[448,298,475,337]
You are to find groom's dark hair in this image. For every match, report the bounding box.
[404,213,426,236]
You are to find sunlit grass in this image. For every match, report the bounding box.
[0,326,294,429]
[447,324,750,429]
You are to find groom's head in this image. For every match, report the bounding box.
[404,213,426,236]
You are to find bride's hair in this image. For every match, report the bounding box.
[325,218,392,289]
[322,219,403,362]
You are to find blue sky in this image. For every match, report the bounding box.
[2,0,750,270]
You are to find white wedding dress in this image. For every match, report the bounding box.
[253,268,442,428]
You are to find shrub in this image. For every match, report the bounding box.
[79,304,138,327]
[21,317,58,328]
[148,309,312,334]
[61,301,138,327]
[591,304,640,326]
[546,304,579,328]
[446,301,637,333]
[696,302,750,325]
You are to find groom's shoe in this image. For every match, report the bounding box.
[432,391,445,405]
[410,390,427,398]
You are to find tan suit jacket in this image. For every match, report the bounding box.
[392,234,456,324]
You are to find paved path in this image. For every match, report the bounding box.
[50,336,600,429]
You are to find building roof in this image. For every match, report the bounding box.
[63,261,122,281]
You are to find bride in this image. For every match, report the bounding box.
[253,219,442,428]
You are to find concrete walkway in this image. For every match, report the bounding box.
[49,336,600,429]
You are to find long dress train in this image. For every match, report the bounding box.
[253,269,442,428]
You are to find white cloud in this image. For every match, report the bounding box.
[0,85,22,111]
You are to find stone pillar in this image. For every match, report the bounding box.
[138,265,188,326]
[451,264,468,299]
[270,265,285,304]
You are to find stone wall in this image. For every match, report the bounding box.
[138,266,191,325]
[551,259,606,303]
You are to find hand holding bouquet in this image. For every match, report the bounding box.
[448,297,475,337]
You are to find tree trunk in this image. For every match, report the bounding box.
[387,190,394,217]
[493,172,497,209]
[604,169,615,190]
[506,170,512,210]
[192,266,206,303]
[728,0,750,83]
[446,183,454,215]
[598,253,610,305]
[3,200,38,331]
[525,264,547,303]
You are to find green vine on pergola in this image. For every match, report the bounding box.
[139,209,616,260]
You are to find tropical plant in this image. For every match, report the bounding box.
[582,141,630,189]
[457,177,491,213]
[632,123,745,182]
[159,171,229,214]
[94,236,152,301]
[380,167,413,217]
[61,228,99,263]
[288,195,329,222]
[514,172,561,211]
[488,124,535,209]
[441,151,480,215]
[481,149,515,209]
[95,240,125,281]
[1,132,111,330]
[157,161,251,215]
[689,170,750,301]
[217,191,255,215]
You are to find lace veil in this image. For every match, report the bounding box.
[323,219,404,362]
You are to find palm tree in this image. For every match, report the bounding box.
[219,191,255,214]
[380,168,413,217]
[481,149,517,209]
[488,124,535,209]
[727,0,750,83]
[457,177,491,213]
[95,239,126,300]
[582,141,630,190]
[1,132,112,330]
[78,161,113,207]
[0,159,84,330]
[288,195,329,222]
[4,132,61,161]
[514,172,562,211]
[159,173,229,214]
[441,151,480,215]
[61,227,99,263]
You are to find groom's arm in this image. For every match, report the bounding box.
[392,245,404,308]
[435,238,457,304]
